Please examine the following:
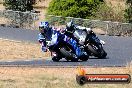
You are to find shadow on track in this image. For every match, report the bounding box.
[50,57,109,62]
[89,56,109,60]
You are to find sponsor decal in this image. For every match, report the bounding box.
[76,67,131,85]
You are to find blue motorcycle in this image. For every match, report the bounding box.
[47,30,89,62]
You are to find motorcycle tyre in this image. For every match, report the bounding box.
[87,44,107,59]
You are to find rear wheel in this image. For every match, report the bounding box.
[52,56,60,62]
[51,52,62,62]
[79,56,88,61]
[71,57,78,62]
[79,53,89,61]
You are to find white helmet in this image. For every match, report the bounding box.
[39,21,49,27]
[39,21,49,33]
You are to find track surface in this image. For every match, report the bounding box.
[0,27,132,67]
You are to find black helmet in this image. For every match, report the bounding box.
[66,20,75,33]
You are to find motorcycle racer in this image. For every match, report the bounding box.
[64,20,107,59]
[38,21,88,59]
[38,21,52,52]
[65,20,105,45]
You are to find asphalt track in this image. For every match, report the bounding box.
[0,27,132,67]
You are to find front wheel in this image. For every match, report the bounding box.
[79,53,89,61]
[60,46,78,61]
[87,44,107,59]
[98,50,107,58]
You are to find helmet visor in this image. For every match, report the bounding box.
[39,26,47,33]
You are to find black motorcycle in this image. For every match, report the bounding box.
[65,20,107,59]
[73,28,107,58]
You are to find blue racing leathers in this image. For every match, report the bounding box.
[38,27,84,57]
[38,27,52,52]
[38,33,47,52]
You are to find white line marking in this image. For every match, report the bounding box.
[6,61,14,62]
[0,38,22,43]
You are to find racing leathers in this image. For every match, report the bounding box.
[65,25,105,46]
[38,27,85,57]
[38,26,52,52]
